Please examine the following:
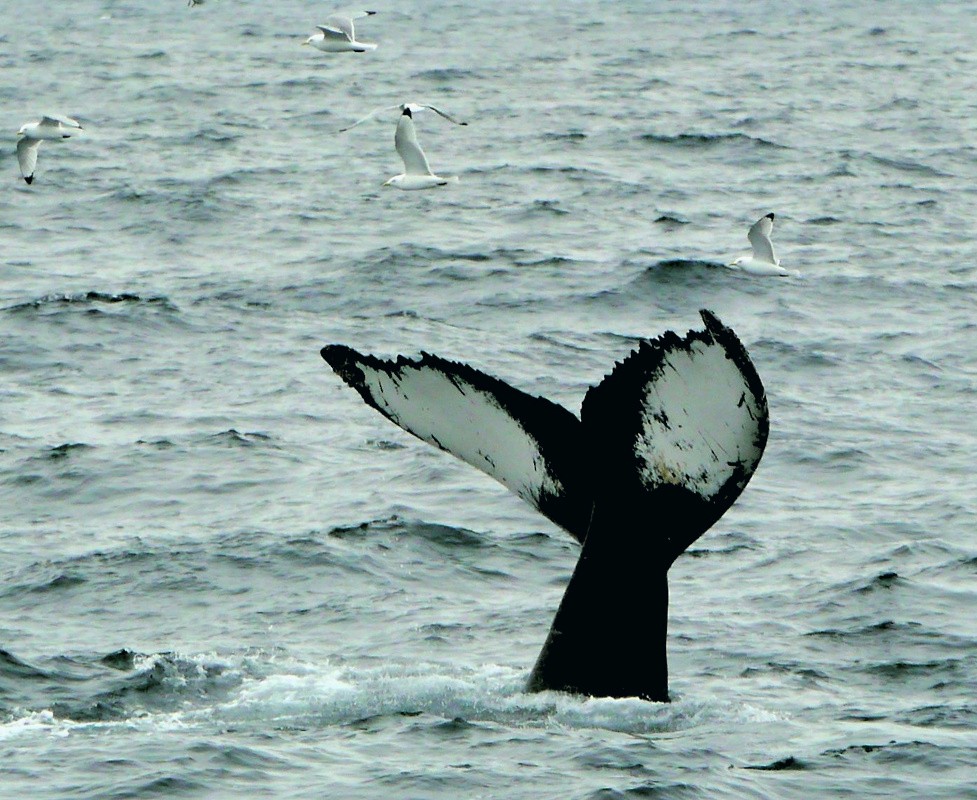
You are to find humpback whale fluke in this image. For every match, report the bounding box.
[320,310,768,702]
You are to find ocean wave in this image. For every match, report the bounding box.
[854,571,902,593]
[97,180,248,221]
[0,648,51,681]
[653,214,690,229]
[196,429,277,448]
[361,244,579,271]
[517,198,570,217]
[818,738,971,775]
[790,445,871,468]
[742,755,805,771]
[896,703,977,730]
[411,67,481,82]
[44,442,94,460]
[720,28,760,38]
[685,531,760,559]
[831,149,951,178]
[867,154,949,177]
[324,517,487,551]
[806,620,923,641]
[363,244,489,269]
[510,164,611,179]
[858,658,966,681]
[637,132,787,150]
[650,259,723,271]
[178,126,242,146]
[3,291,177,315]
[628,259,727,283]
[542,131,587,143]
[751,337,842,368]
[0,648,245,727]
[132,83,218,104]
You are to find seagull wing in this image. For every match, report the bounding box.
[321,16,351,41]
[418,104,468,126]
[17,137,41,183]
[323,9,375,39]
[395,113,433,175]
[747,213,777,264]
[321,346,594,542]
[40,115,81,129]
[316,24,353,42]
[338,104,401,133]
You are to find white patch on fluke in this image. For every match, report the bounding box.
[633,339,764,498]
[355,361,564,508]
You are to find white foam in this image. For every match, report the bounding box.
[215,661,736,734]
[0,709,66,741]
[0,656,786,741]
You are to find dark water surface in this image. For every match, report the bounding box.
[2,1,976,798]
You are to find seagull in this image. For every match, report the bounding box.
[382,107,461,190]
[303,10,377,53]
[16,115,83,185]
[726,213,796,276]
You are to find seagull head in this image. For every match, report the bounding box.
[382,176,402,188]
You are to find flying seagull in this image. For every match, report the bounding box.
[16,115,83,185]
[727,213,797,276]
[304,10,378,53]
[382,106,461,190]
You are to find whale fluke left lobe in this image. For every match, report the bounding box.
[321,345,594,541]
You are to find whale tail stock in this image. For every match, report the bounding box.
[320,310,768,702]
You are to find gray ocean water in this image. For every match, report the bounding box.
[2,0,976,797]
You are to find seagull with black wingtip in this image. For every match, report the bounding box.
[303,10,378,53]
[16,115,83,185]
[727,212,798,276]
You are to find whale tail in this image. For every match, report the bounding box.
[320,310,768,701]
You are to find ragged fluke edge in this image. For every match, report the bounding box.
[321,309,768,701]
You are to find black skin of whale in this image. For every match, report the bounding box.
[526,504,671,700]
[321,310,768,702]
